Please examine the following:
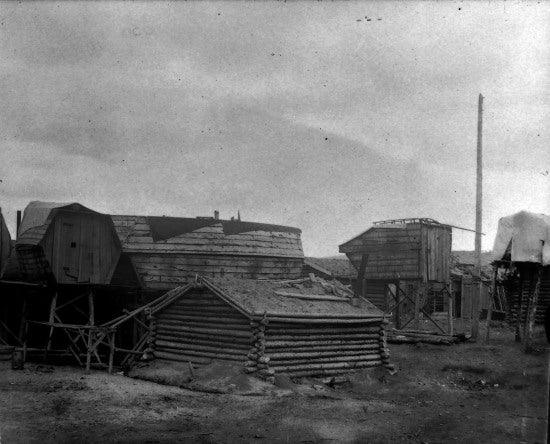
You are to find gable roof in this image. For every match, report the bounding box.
[199,276,385,321]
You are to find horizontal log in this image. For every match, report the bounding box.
[265,326,382,334]
[158,314,249,326]
[265,337,380,347]
[270,360,382,372]
[269,354,382,366]
[283,368,360,378]
[156,331,252,346]
[155,346,245,361]
[154,323,253,339]
[266,344,381,354]
[267,349,382,360]
[155,339,247,356]
[156,319,250,331]
[263,313,384,320]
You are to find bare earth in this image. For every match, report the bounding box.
[0,326,548,444]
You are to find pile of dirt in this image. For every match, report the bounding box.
[128,360,289,396]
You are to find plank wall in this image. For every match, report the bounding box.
[112,216,304,289]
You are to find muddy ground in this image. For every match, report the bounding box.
[0,325,548,443]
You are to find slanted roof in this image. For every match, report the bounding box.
[305,257,357,279]
[17,201,99,246]
[493,211,550,265]
[201,276,384,321]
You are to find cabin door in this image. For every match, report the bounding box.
[53,213,82,284]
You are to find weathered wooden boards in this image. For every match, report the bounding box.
[339,222,451,283]
[111,216,305,289]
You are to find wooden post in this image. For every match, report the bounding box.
[485,267,498,342]
[395,279,401,329]
[523,264,542,352]
[108,331,115,374]
[45,292,58,359]
[356,254,368,299]
[472,93,484,341]
[414,285,420,330]
[86,329,93,371]
[515,267,524,342]
[88,289,95,326]
[447,285,454,335]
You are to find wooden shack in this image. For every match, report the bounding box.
[14,202,123,285]
[111,215,304,291]
[339,219,451,306]
[146,276,389,378]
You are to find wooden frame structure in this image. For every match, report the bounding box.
[341,219,454,334]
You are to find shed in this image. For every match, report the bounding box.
[15,202,123,285]
[111,215,304,291]
[147,276,389,378]
[339,219,452,310]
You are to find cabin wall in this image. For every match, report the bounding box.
[264,321,385,377]
[341,226,422,280]
[153,289,253,366]
[112,216,304,289]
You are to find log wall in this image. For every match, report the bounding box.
[153,289,253,366]
[257,319,388,378]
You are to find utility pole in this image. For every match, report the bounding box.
[472,93,483,340]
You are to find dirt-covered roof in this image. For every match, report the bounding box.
[305,256,358,278]
[202,276,384,320]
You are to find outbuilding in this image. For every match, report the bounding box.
[146,276,389,379]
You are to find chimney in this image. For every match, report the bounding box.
[214,210,219,220]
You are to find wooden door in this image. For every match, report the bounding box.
[53,213,81,283]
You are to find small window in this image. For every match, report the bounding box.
[70,242,77,248]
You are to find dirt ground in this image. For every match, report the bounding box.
[0,324,548,444]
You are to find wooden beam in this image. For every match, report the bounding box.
[523,264,542,352]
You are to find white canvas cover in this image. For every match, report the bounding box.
[493,211,550,265]
[17,201,73,237]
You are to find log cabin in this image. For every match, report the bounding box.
[147,276,389,379]
[110,214,304,291]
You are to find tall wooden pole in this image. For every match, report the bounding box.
[472,93,483,340]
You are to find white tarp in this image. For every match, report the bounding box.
[18,201,73,237]
[493,211,550,265]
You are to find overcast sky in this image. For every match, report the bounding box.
[0,1,548,256]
